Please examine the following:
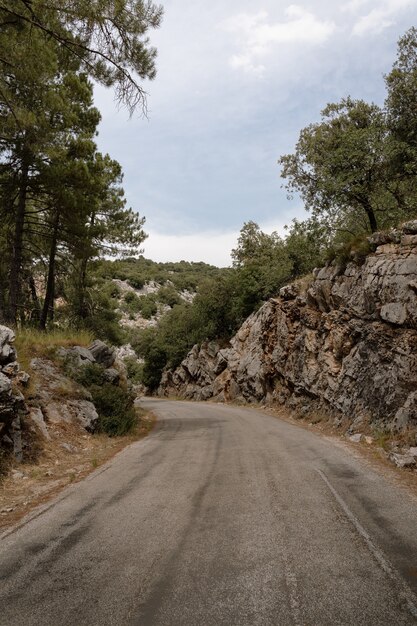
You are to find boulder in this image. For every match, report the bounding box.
[389,453,416,468]
[29,407,51,440]
[89,340,115,368]
[103,368,120,385]
[0,325,16,365]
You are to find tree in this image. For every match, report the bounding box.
[385,27,417,213]
[231,221,292,315]
[0,0,163,113]
[279,98,393,233]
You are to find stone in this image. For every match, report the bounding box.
[349,433,362,443]
[103,368,120,385]
[15,371,30,387]
[89,340,115,368]
[390,452,416,468]
[1,362,19,377]
[364,436,374,445]
[44,399,98,432]
[61,442,78,453]
[0,372,12,396]
[279,283,299,300]
[0,325,16,365]
[380,303,408,325]
[408,447,417,458]
[115,344,137,361]
[67,346,95,364]
[367,232,392,248]
[401,234,417,247]
[29,408,50,440]
[402,220,417,235]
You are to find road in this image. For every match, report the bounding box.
[1,399,417,625]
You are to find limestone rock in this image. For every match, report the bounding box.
[89,340,115,368]
[158,223,417,434]
[29,407,50,440]
[402,220,417,235]
[390,453,416,468]
[103,368,120,385]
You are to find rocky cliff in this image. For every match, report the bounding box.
[159,221,417,433]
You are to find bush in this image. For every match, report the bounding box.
[123,357,144,383]
[139,295,157,319]
[91,384,137,436]
[127,276,145,290]
[157,285,181,307]
[73,362,105,387]
[73,364,137,436]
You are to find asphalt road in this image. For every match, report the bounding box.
[2,399,417,626]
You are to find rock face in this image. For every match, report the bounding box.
[29,357,100,433]
[159,224,417,431]
[0,326,29,460]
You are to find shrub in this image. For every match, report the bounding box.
[91,384,137,436]
[73,363,137,436]
[157,285,181,307]
[139,295,157,319]
[127,276,145,290]
[123,357,144,383]
[73,362,105,387]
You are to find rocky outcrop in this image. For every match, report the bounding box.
[159,222,417,432]
[29,358,99,433]
[0,327,29,461]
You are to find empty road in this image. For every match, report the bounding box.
[1,399,417,625]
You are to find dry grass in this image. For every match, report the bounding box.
[14,328,94,373]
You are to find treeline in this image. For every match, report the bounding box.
[0,0,162,328]
[131,218,328,390]
[134,28,417,390]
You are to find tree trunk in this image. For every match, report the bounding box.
[28,274,41,322]
[363,200,378,233]
[8,157,29,325]
[40,210,60,330]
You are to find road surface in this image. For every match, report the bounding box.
[1,399,417,625]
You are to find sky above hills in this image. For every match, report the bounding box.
[95,0,417,266]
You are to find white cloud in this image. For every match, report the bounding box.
[143,219,293,267]
[350,0,417,36]
[223,5,336,75]
[143,229,237,266]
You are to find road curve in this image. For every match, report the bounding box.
[1,399,417,625]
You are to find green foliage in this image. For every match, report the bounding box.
[139,295,158,319]
[73,362,105,388]
[92,385,137,436]
[73,363,137,436]
[157,285,181,307]
[0,0,163,113]
[128,276,145,290]
[66,285,126,346]
[123,357,144,384]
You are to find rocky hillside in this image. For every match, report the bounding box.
[159,221,417,435]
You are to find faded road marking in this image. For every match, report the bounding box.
[317,468,417,620]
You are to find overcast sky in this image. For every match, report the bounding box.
[95,0,417,266]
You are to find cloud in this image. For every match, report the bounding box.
[143,219,293,267]
[223,5,336,75]
[350,0,417,36]
[142,229,237,267]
